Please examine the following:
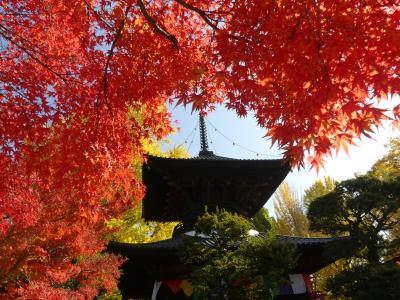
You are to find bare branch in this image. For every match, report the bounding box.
[94,3,132,138]
[0,25,69,83]
[82,0,113,30]
[101,3,133,110]
[137,0,178,48]
[172,1,256,44]
[0,246,29,286]
[173,0,219,30]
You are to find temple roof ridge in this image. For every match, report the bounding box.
[108,234,351,252]
[146,153,286,162]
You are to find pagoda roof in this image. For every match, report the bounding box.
[108,235,348,252]
[142,154,290,222]
[107,234,350,298]
[108,235,349,275]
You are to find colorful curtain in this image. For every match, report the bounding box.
[151,279,194,299]
[152,274,316,299]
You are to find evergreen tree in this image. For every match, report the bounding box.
[308,176,400,299]
[308,176,400,262]
[325,262,400,300]
[179,209,296,300]
[252,207,274,235]
[368,137,400,240]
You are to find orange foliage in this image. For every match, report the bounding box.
[0,0,399,298]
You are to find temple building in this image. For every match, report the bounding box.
[108,116,343,299]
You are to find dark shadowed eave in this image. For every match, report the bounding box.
[107,235,351,275]
[142,154,291,223]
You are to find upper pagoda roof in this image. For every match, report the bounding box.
[142,153,290,222]
[142,115,290,223]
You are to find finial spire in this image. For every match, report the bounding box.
[199,114,214,157]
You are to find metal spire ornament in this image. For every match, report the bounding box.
[198,114,214,157]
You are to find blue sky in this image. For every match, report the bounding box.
[167,99,399,213]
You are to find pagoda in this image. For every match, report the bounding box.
[108,116,344,299]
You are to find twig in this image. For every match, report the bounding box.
[173,1,254,44]
[0,26,69,83]
[137,0,178,48]
[82,0,114,30]
[0,247,29,286]
[173,0,219,30]
[94,3,132,138]
[102,3,132,111]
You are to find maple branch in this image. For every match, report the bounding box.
[0,25,69,83]
[0,247,29,286]
[172,1,255,44]
[173,0,219,30]
[94,3,132,137]
[99,3,132,109]
[137,0,178,48]
[0,225,15,247]
[82,0,113,30]
[0,23,48,57]
[311,0,322,42]
[0,12,38,16]
[0,6,40,17]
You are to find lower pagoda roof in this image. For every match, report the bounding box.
[142,155,291,222]
[108,235,349,275]
[108,234,349,299]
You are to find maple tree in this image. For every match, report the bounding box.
[0,0,399,298]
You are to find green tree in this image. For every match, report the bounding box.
[308,176,400,299]
[179,209,296,300]
[325,262,400,300]
[368,137,400,240]
[304,177,336,208]
[308,176,400,262]
[252,207,274,235]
